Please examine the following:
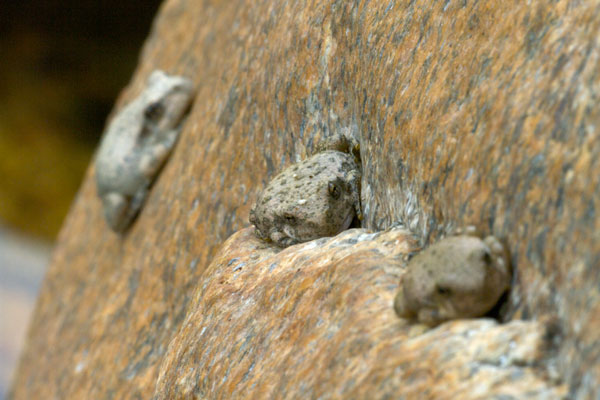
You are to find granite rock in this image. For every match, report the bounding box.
[153,227,566,399]
[9,0,600,399]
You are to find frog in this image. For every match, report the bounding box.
[394,228,512,326]
[249,134,362,247]
[95,70,194,233]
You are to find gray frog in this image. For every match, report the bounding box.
[250,134,362,247]
[95,70,194,233]
[394,228,512,326]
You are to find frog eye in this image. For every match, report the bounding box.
[328,181,341,199]
[482,249,492,265]
[283,213,297,225]
[144,101,165,122]
[435,285,452,296]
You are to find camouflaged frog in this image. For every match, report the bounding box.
[394,228,512,326]
[250,134,362,247]
[95,70,194,233]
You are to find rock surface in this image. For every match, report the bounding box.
[154,227,565,399]
[9,0,599,399]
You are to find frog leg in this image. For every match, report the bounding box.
[101,192,133,233]
[139,129,180,178]
[270,230,298,247]
[316,132,360,160]
[101,186,149,233]
[347,169,363,220]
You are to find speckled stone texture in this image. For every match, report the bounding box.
[153,227,566,399]
[9,0,599,399]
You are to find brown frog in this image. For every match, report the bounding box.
[250,134,362,247]
[394,229,512,326]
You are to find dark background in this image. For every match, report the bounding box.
[0,1,162,397]
[0,0,162,239]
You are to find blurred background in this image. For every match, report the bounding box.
[0,0,162,397]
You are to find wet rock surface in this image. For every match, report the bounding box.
[9,0,600,399]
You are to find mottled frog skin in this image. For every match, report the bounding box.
[95,70,194,233]
[394,230,512,326]
[250,135,362,247]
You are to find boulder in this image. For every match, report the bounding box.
[9,0,598,398]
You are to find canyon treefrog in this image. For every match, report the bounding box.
[394,229,512,326]
[250,134,362,247]
[95,70,194,233]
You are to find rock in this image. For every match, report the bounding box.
[9,0,599,399]
[153,227,566,399]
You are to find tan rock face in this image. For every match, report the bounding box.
[154,228,565,399]
[9,0,599,399]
